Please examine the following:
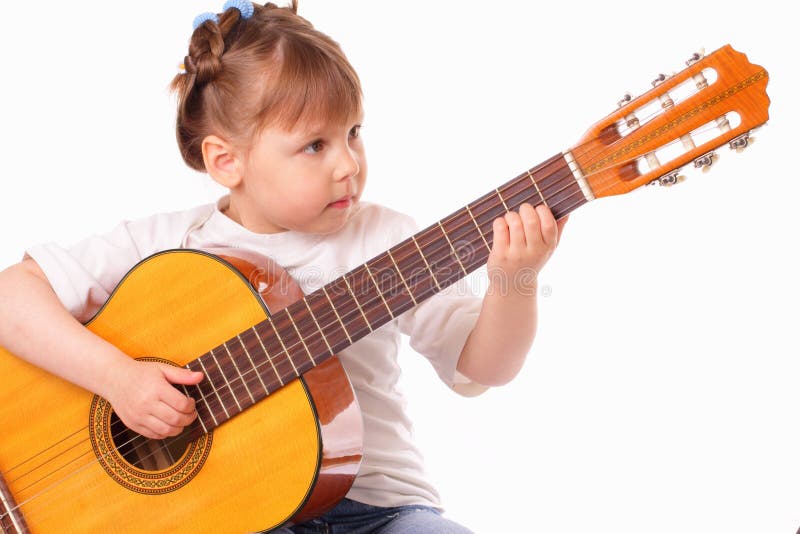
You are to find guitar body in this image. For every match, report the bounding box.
[0,249,363,533]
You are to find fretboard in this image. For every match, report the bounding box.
[182,152,588,434]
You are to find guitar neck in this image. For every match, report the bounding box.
[184,152,589,433]
[183,44,772,433]
[296,152,588,354]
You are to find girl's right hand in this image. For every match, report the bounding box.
[102,359,204,440]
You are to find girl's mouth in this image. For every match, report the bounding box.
[328,196,352,209]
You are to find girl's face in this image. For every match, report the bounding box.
[228,113,367,235]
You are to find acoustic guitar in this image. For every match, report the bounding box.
[0,44,769,533]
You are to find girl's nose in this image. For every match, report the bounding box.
[334,146,360,182]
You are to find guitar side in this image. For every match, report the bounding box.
[0,249,362,533]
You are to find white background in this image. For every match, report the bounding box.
[1,2,798,533]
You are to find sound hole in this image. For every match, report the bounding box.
[109,412,193,471]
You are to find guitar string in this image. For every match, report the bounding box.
[3,90,746,516]
[109,108,738,432]
[145,113,736,413]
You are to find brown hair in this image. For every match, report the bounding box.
[170,1,363,172]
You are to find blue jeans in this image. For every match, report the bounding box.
[269,498,473,533]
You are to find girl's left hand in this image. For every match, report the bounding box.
[456,202,569,386]
[487,203,568,292]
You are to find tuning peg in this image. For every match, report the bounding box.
[651,73,668,87]
[693,151,716,172]
[729,132,753,152]
[617,92,633,108]
[656,171,685,187]
[685,48,705,66]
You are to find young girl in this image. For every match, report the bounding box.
[0,1,565,532]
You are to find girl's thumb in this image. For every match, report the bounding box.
[161,365,204,385]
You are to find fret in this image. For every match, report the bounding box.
[285,302,333,366]
[322,285,354,344]
[225,340,256,404]
[227,340,259,404]
[535,158,584,216]
[535,156,573,192]
[238,333,268,398]
[411,235,442,291]
[366,254,417,322]
[342,274,373,332]
[392,238,439,304]
[440,211,487,267]
[364,263,394,318]
[525,170,547,206]
[496,187,510,211]
[326,277,371,339]
[386,249,418,305]
[465,205,491,253]
[285,307,317,366]
[418,222,465,279]
[303,298,335,355]
[251,325,283,387]
[209,347,241,412]
[267,317,299,377]
[498,174,538,212]
[304,291,351,354]
[258,318,300,382]
[341,268,391,328]
[470,191,508,227]
[438,225,489,287]
[437,221,468,276]
[196,357,229,420]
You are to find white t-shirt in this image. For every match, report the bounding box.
[26,198,487,509]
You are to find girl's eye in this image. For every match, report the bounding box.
[349,124,362,138]
[303,140,324,154]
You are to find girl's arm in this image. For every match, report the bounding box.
[457,203,566,386]
[0,259,203,439]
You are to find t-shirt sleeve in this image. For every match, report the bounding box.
[398,282,487,397]
[24,205,214,323]
[380,208,488,397]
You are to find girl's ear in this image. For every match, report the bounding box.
[202,135,243,188]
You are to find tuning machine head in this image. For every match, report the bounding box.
[651,171,686,187]
[729,132,754,152]
[693,151,716,172]
[685,49,706,66]
[651,73,668,87]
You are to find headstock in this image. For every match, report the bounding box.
[570,45,769,198]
